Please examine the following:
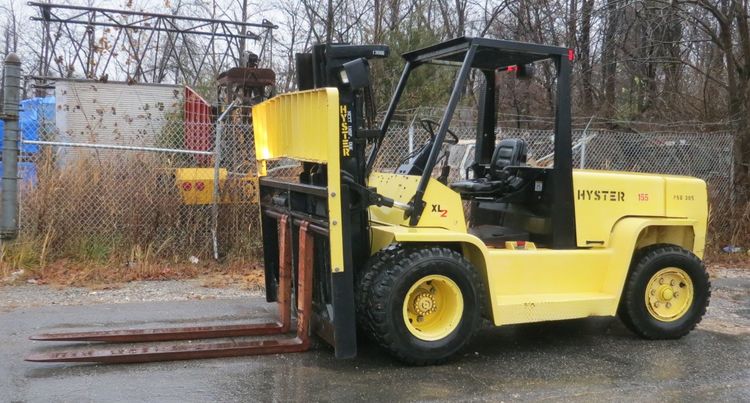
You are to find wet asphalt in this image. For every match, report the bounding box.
[2,276,748,402]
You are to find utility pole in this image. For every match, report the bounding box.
[1,53,21,240]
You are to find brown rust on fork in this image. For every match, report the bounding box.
[25,217,315,364]
[276,214,293,333]
[31,215,295,344]
[294,220,314,350]
[30,323,288,343]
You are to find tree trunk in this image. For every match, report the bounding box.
[731,0,750,202]
[601,0,620,120]
[326,0,334,44]
[567,0,577,48]
[579,0,594,112]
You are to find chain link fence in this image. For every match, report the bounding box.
[7,99,735,264]
[13,101,263,264]
[373,116,734,230]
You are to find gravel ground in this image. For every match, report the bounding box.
[3,270,748,402]
[0,279,262,311]
[699,266,750,335]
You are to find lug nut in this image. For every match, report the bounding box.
[659,278,664,285]
[671,280,675,286]
[674,292,679,297]
[654,302,660,307]
[666,302,672,308]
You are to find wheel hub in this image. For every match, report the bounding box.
[413,292,437,316]
[402,275,464,341]
[645,267,694,322]
[660,287,674,301]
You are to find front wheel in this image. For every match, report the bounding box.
[364,246,484,365]
[619,244,710,339]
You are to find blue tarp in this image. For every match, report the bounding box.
[0,96,55,186]
[0,96,54,153]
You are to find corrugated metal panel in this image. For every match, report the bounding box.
[184,86,214,165]
[54,80,181,147]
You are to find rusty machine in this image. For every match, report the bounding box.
[175,52,275,206]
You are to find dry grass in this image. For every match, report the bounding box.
[704,200,750,266]
[2,146,747,290]
[1,252,264,288]
[22,150,216,261]
[705,196,750,255]
[1,148,264,287]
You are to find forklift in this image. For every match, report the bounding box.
[28,37,710,365]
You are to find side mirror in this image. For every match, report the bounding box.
[340,58,371,89]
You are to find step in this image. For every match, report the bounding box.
[492,292,617,325]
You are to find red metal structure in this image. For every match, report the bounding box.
[184,86,214,165]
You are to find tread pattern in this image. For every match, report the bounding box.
[355,243,405,339]
[365,246,485,365]
[619,244,711,339]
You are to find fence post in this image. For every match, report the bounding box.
[212,102,237,260]
[1,53,21,240]
[408,124,414,162]
[580,115,595,169]
[729,135,735,211]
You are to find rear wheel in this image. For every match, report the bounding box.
[619,244,710,339]
[363,246,484,365]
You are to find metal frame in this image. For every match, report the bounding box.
[21,140,213,155]
[28,1,277,85]
[258,179,357,359]
[371,36,577,248]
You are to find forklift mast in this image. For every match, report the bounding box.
[296,44,389,185]
[295,44,389,279]
[258,44,389,359]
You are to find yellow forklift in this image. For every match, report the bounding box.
[28,37,710,365]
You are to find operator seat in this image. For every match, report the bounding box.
[449,138,528,195]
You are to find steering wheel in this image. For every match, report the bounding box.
[420,119,459,145]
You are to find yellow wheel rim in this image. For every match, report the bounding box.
[645,267,694,322]
[402,274,464,341]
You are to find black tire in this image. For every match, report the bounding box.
[618,244,710,339]
[355,243,404,339]
[365,246,484,365]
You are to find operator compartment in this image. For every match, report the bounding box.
[464,168,555,247]
[368,38,581,250]
[448,137,556,247]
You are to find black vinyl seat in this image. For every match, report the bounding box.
[450,138,527,195]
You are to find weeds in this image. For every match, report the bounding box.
[1,148,263,286]
[2,139,746,288]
